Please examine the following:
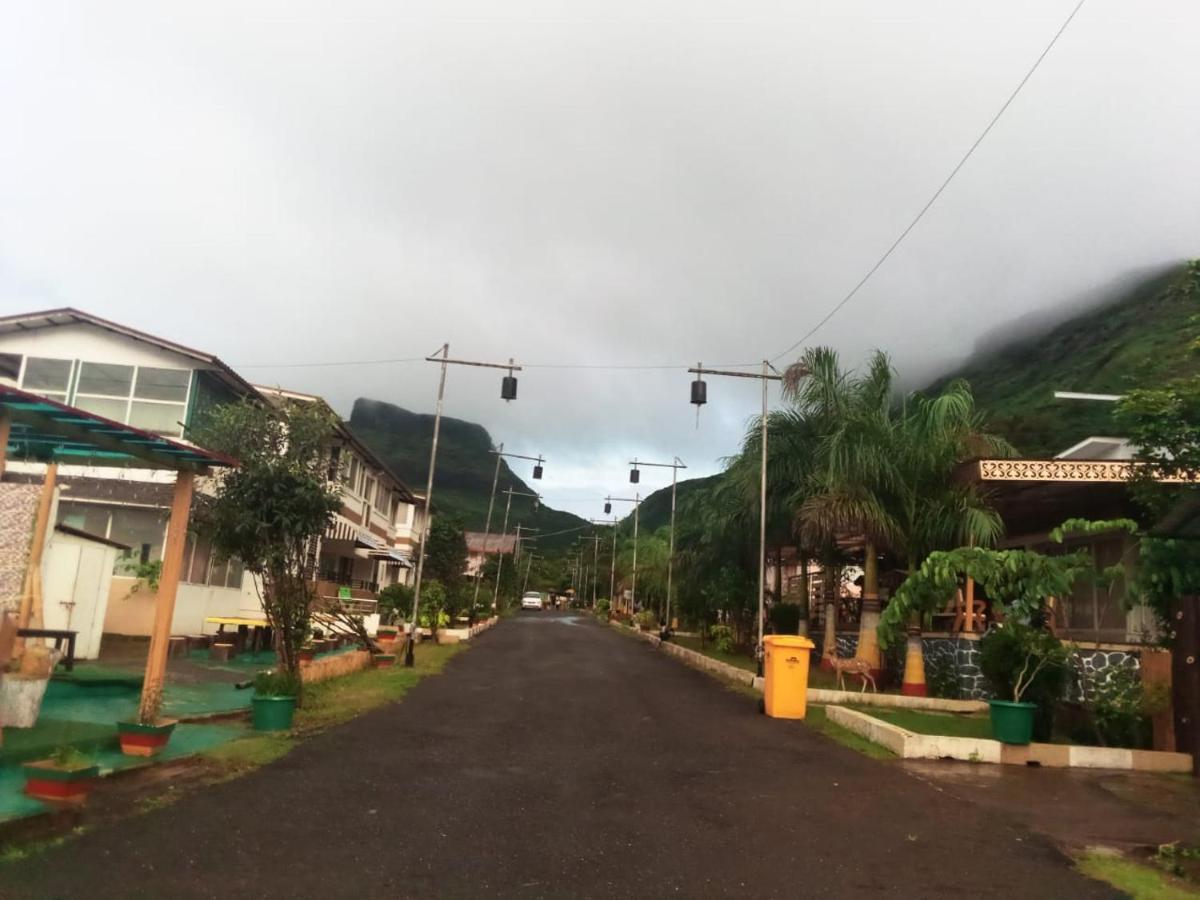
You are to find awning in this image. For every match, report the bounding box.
[369,548,412,567]
[1,384,237,472]
[354,530,386,550]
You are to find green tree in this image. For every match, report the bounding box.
[192,398,340,687]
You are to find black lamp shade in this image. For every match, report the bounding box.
[532,464,543,480]
[501,375,518,401]
[691,378,707,406]
[629,468,640,484]
[604,502,612,514]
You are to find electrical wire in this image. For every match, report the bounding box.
[770,0,1089,363]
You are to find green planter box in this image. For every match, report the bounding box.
[252,695,297,731]
[989,700,1036,745]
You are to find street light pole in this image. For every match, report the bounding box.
[605,495,640,616]
[688,361,783,676]
[493,487,539,611]
[405,346,522,667]
[474,447,547,604]
[627,457,686,637]
[590,517,619,614]
[578,534,602,608]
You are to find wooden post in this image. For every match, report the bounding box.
[138,470,194,724]
[963,575,976,634]
[1173,594,1199,776]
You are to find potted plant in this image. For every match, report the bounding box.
[23,746,100,805]
[375,624,399,648]
[980,621,1068,745]
[372,651,397,668]
[251,670,301,731]
[298,644,316,664]
[116,678,178,756]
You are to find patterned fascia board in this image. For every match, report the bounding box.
[976,459,1189,483]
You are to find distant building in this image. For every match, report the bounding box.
[464,531,517,577]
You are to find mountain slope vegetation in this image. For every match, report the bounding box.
[348,398,589,550]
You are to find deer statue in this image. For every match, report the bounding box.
[823,647,877,693]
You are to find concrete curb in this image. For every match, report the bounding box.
[826,706,1193,772]
[612,623,757,689]
[612,623,989,713]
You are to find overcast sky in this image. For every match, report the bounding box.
[2,1,1199,517]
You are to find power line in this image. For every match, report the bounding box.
[235,357,757,372]
[770,0,1088,364]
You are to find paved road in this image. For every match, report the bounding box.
[1,613,1115,899]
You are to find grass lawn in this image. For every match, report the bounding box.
[204,642,465,771]
[1077,850,1200,899]
[804,706,896,760]
[847,705,993,740]
[672,634,756,672]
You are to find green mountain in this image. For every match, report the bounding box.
[348,398,590,551]
[634,473,723,534]
[629,260,1200,531]
[933,260,1200,456]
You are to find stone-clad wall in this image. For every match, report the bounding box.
[818,630,1143,700]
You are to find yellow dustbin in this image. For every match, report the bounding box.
[762,634,815,719]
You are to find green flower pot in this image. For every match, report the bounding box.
[252,695,297,731]
[989,700,1036,745]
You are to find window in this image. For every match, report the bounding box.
[345,455,361,491]
[109,507,167,571]
[21,357,73,401]
[327,445,342,483]
[56,501,112,538]
[181,534,245,588]
[0,353,20,385]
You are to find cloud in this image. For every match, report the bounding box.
[2,0,1199,517]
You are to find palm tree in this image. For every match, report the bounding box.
[787,348,899,677]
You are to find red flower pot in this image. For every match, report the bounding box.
[116,719,178,757]
[23,760,100,805]
[372,653,396,669]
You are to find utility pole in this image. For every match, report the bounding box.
[579,534,602,608]
[493,487,539,611]
[628,457,686,637]
[688,361,784,676]
[590,517,619,614]
[521,552,537,597]
[406,346,521,666]
[473,448,546,606]
[605,494,640,616]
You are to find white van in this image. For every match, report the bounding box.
[521,591,544,610]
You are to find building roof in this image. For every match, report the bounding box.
[0,308,258,399]
[1,384,237,472]
[465,532,517,554]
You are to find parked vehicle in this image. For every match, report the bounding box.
[521,592,545,611]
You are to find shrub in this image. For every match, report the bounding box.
[1069,663,1167,749]
[635,609,658,630]
[594,599,610,618]
[980,623,1068,741]
[377,583,414,624]
[709,624,735,654]
[254,670,302,698]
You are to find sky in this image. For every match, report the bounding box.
[2,1,1199,518]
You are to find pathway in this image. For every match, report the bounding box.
[0,613,1117,898]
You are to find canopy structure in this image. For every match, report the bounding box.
[0,384,236,473]
[0,383,237,725]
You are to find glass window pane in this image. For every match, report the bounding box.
[0,353,21,384]
[56,501,111,538]
[188,538,213,584]
[110,507,167,569]
[208,557,230,588]
[76,362,134,397]
[74,395,129,422]
[226,558,244,589]
[134,367,190,402]
[22,357,73,393]
[128,401,186,435]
